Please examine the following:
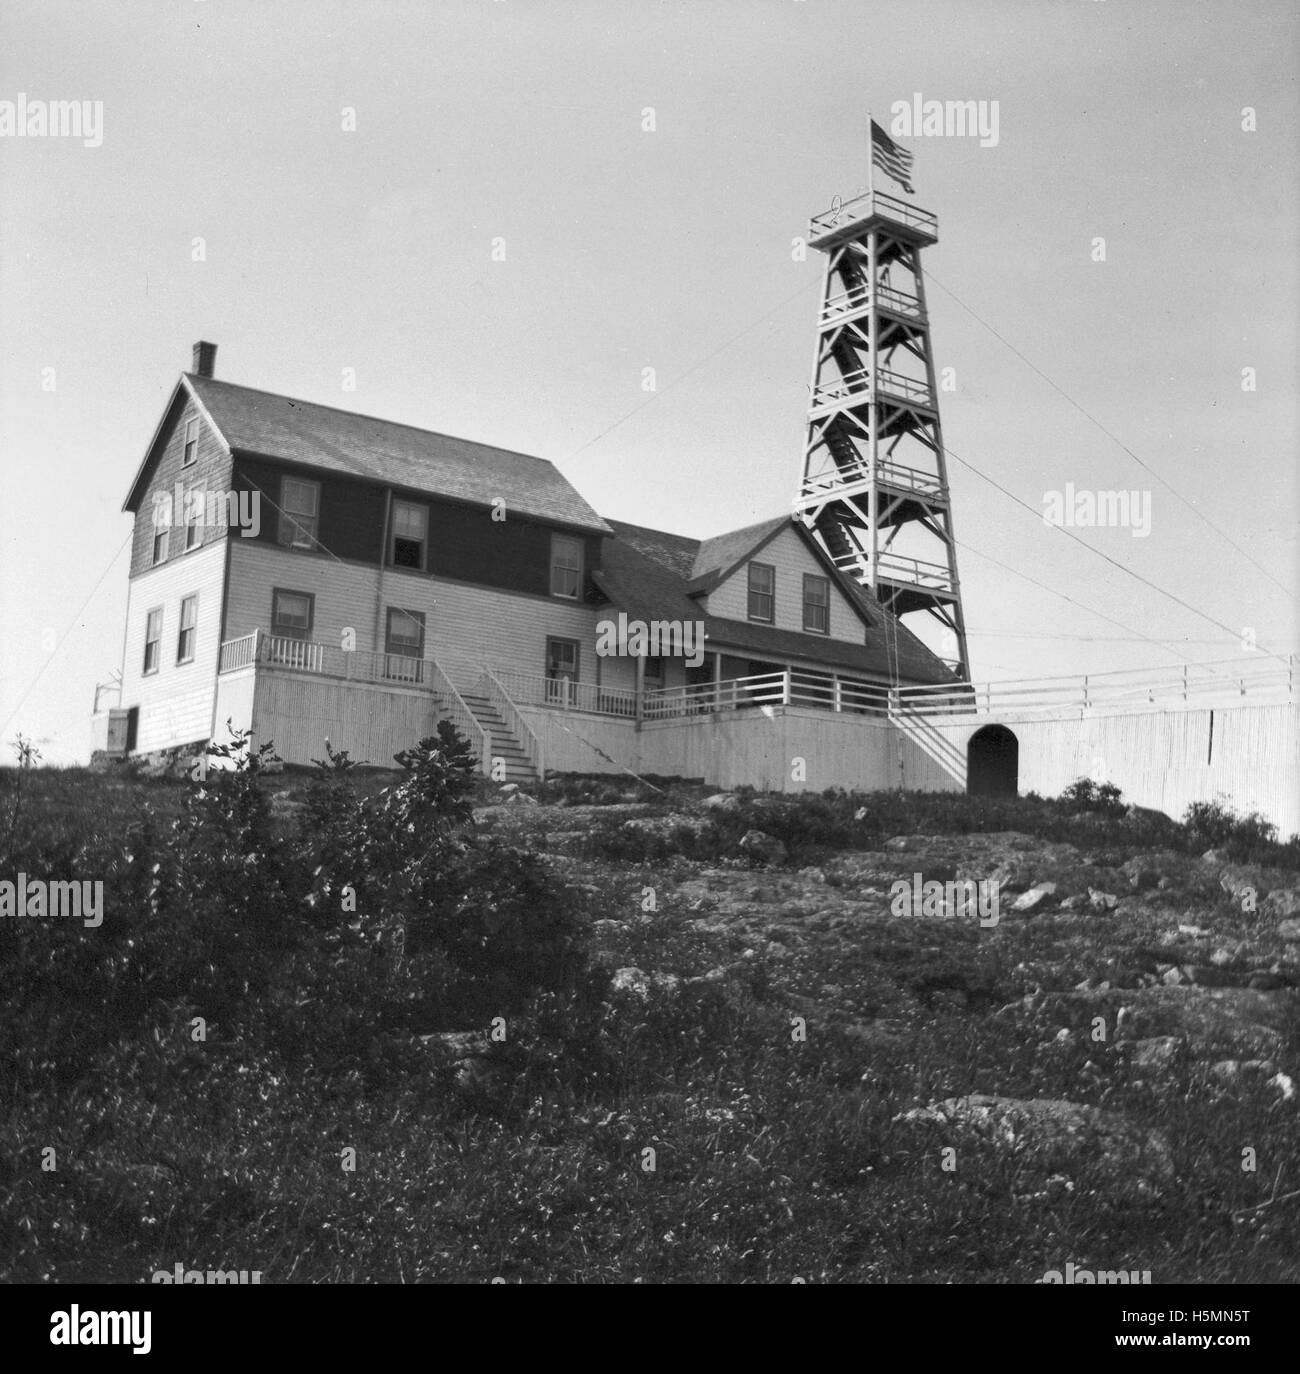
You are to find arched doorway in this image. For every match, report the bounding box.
[967,724,1018,797]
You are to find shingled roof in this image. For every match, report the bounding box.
[125,375,612,534]
[596,516,956,686]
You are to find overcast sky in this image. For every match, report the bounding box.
[1,0,1296,763]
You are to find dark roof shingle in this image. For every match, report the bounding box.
[179,375,612,533]
[595,516,955,686]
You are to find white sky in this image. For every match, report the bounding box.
[1,0,1296,763]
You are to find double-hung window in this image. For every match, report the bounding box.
[278,477,320,549]
[747,562,775,623]
[550,534,582,599]
[176,596,198,664]
[143,608,163,675]
[392,500,427,569]
[803,574,829,634]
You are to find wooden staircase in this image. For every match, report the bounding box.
[458,691,539,785]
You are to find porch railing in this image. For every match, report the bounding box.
[643,670,895,720]
[217,631,491,772]
[491,670,639,719]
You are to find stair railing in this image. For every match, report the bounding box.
[477,666,545,782]
[426,657,492,776]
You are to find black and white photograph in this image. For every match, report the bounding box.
[0,0,1297,1325]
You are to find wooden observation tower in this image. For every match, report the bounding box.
[794,130,969,679]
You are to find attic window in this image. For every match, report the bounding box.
[278,477,319,549]
[391,500,427,570]
[550,534,582,599]
[803,574,829,634]
[182,418,199,467]
[747,561,775,623]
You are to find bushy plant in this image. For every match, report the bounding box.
[1183,796,1282,862]
[1060,776,1126,816]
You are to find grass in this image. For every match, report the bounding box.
[1,757,1297,1283]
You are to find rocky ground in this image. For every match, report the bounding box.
[477,793,1300,1229]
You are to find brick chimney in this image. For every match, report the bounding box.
[191,341,217,378]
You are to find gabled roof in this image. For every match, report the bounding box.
[689,514,789,590]
[124,374,613,535]
[595,515,956,686]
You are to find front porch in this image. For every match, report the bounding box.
[212,632,940,779]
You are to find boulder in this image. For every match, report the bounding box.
[1011,882,1057,914]
[611,966,680,997]
[1129,1036,1182,1070]
[1007,985,1296,1060]
[739,829,788,867]
[1264,889,1300,921]
[895,1094,1174,1202]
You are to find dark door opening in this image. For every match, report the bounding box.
[967,724,1018,797]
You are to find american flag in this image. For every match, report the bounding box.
[871,119,915,194]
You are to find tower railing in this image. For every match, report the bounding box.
[809,190,938,243]
[820,281,925,326]
[810,365,934,411]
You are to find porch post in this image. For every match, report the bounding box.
[635,655,645,724]
[713,651,722,713]
[782,668,792,706]
[833,675,842,712]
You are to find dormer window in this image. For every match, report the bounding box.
[391,500,427,570]
[550,534,582,599]
[747,561,775,623]
[277,477,320,549]
[182,418,199,467]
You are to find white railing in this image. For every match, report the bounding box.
[217,632,491,770]
[218,635,1294,737]
[218,632,259,671]
[426,659,491,775]
[810,365,933,412]
[896,656,1294,718]
[477,667,545,781]
[644,670,895,721]
[799,458,942,503]
[491,670,639,720]
[809,190,938,242]
[873,552,955,588]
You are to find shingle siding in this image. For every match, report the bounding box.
[227,455,603,601]
[128,392,232,578]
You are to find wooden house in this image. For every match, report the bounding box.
[93,343,956,784]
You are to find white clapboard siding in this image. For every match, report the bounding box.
[226,541,609,691]
[704,525,866,642]
[119,542,227,752]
